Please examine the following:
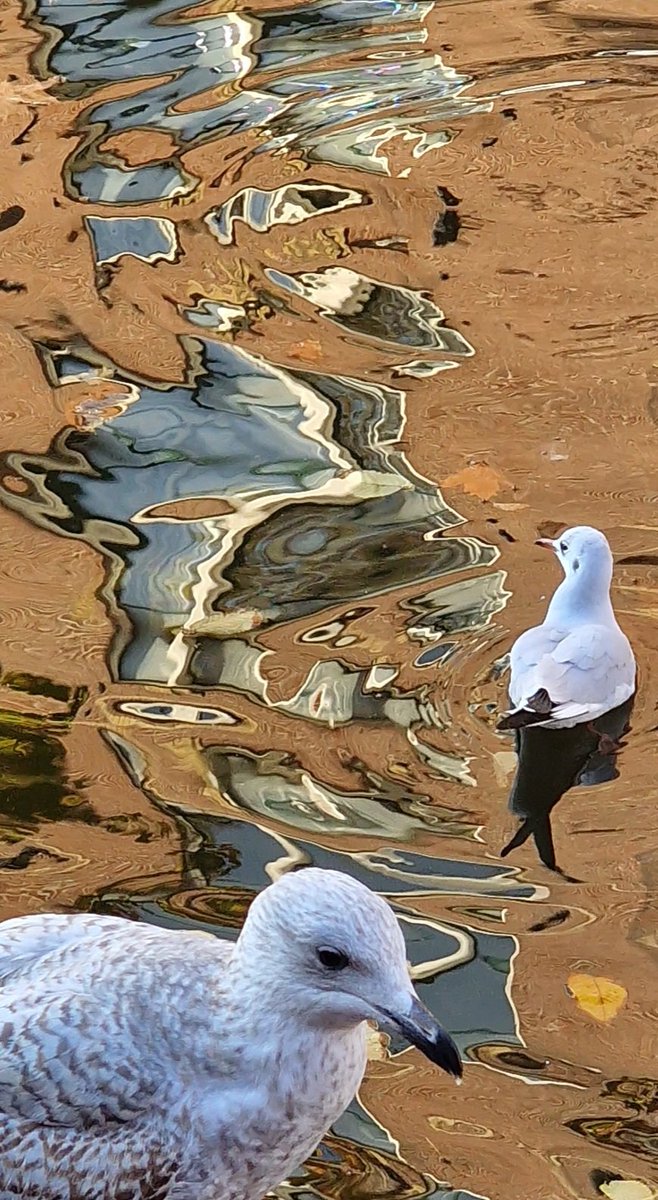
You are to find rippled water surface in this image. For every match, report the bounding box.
[1,0,658,1195]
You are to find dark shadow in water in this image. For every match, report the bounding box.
[499,695,635,879]
[0,682,95,834]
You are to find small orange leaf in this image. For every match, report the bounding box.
[441,462,511,502]
[288,340,323,363]
[567,973,627,1023]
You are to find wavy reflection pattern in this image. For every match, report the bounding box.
[1,1,524,1196]
[99,724,523,1195]
[31,0,491,201]
[0,341,497,686]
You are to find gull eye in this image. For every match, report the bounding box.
[559,541,568,553]
[316,946,350,971]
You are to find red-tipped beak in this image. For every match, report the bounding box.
[535,538,556,551]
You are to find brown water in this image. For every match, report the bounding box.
[1,0,658,1196]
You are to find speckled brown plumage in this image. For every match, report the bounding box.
[0,869,457,1200]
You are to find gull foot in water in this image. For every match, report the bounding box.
[500,822,582,883]
[551,865,582,885]
[587,725,625,755]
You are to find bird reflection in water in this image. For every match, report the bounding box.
[499,694,634,881]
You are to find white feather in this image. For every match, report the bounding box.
[506,527,635,728]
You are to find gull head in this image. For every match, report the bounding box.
[536,525,613,589]
[237,867,462,1079]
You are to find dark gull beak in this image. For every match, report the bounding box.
[375,994,462,1080]
[535,538,556,552]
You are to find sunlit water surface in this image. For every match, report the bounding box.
[0,0,657,1196]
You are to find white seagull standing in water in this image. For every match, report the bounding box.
[0,868,461,1200]
[498,525,636,748]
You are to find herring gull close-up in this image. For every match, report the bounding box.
[0,867,461,1200]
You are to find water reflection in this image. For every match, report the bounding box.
[0,339,497,708]
[405,572,510,667]
[2,0,657,1194]
[265,266,474,354]
[282,1115,487,1200]
[500,696,635,879]
[0,678,92,833]
[84,215,180,266]
[207,182,366,245]
[93,791,524,1059]
[97,724,550,1071]
[202,745,479,840]
[31,0,490,202]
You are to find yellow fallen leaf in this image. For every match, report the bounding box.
[567,973,627,1023]
[601,1182,656,1200]
[441,462,511,502]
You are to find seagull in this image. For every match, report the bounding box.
[497,526,635,877]
[498,525,635,742]
[0,868,461,1200]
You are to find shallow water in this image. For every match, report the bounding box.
[0,0,657,1196]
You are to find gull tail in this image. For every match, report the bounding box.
[498,688,590,730]
[498,707,549,731]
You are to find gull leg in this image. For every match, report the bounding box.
[502,816,581,883]
[500,820,533,857]
[586,723,625,755]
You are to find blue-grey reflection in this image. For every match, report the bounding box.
[286,1102,488,1200]
[84,215,180,265]
[206,182,365,245]
[404,571,511,644]
[189,642,479,785]
[32,0,491,202]
[0,340,497,690]
[203,744,480,841]
[266,266,474,353]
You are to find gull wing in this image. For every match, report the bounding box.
[509,623,635,719]
[0,914,230,1128]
